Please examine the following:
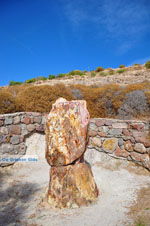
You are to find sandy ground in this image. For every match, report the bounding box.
[0,133,150,226]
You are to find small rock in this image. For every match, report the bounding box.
[5,117,13,125]
[122,129,131,136]
[10,135,20,145]
[108,129,122,136]
[124,140,133,152]
[33,116,42,124]
[88,130,97,137]
[95,119,105,127]
[91,137,102,147]
[21,116,31,124]
[0,127,8,135]
[9,125,21,135]
[114,147,129,158]
[134,143,146,153]
[0,120,4,126]
[102,138,118,153]
[112,123,127,129]
[27,124,35,132]
[13,116,20,124]
[118,138,124,146]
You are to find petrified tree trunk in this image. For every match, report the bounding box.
[45,98,98,208]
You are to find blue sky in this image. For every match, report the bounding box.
[0,0,150,86]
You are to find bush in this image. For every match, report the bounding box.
[0,90,17,114]
[117,69,126,74]
[91,71,96,77]
[9,81,23,86]
[95,66,104,72]
[99,72,108,76]
[109,69,115,75]
[145,61,150,69]
[36,76,47,81]
[16,84,73,113]
[57,73,66,78]
[48,75,55,79]
[25,78,36,83]
[119,65,125,68]
[68,70,85,76]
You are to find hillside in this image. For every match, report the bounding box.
[33,65,150,87]
[0,63,150,119]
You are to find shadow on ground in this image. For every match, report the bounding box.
[0,170,40,226]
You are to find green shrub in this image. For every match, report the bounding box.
[57,73,66,78]
[25,78,36,83]
[109,69,115,75]
[68,70,85,76]
[95,66,104,72]
[145,61,150,69]
[0,90,17,114]
[91,71,96,77]
[119,65,125,68]
[48,75,55,79]
[99,72,108,76]
[36,76,47,81]
[133,63,141,66]
[9,81,23,86]
[117,69,126,74]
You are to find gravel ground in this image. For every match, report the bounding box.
[0,133,150,226]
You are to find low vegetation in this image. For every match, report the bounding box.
[95,66,104,72]
[0,81,150,119]
[145,60,150,69]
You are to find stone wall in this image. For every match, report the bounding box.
[0,112,149,170]
[0,112,46,166]
[87,118,150,170]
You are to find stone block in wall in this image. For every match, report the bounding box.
[33,116,42,124]
[102,138,118,153]
[0,120,4,126]
[134,143,146,153]
[0,127,8,135]
[108,128,122,136]
[9,125,21,135]
[5,117,13,125]
[124,140,133,152]
[114,147,129,158]
[27,124,35,132]
[10,135,20,145]
[21,116,32,124]
[13,115,21,124]
[112,123,128,129]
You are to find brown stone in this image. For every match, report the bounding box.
[130,123,144,131]
[124,140,133,152]
[114,147,129,158]
[122,129,131,136]
[47,162,98,208]
[13,116,20,124]
[97,131,107,137]
[88,130,97,137]
[27,124,35,132]
[21,116,31,124]
[9,125,21,135]
[134,136,150,148]
[45,98,90,166]
[95,119,105,127]
[130,152,149,163]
